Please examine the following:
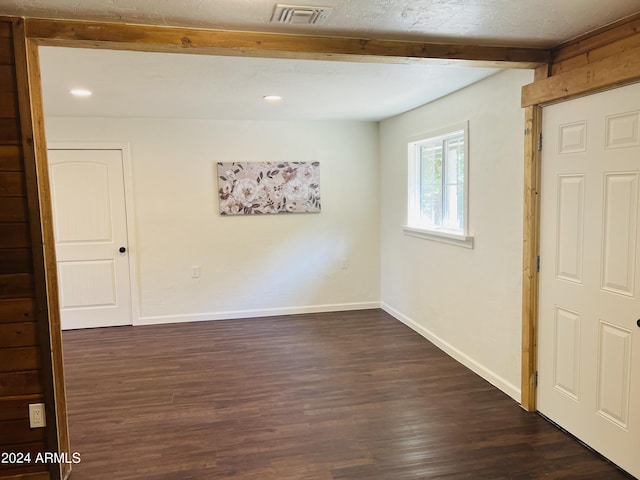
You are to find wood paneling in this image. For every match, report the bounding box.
[0,224,31,248]
[0,469,49,479]
[0,395,48,478]
[551,29,640,77]
[522,14,640,107]
[522,43,640,106]
[14,17,65,479]
[0,298,36,323]
[0,146,22,170]
[0,118,21,144]
[0,419,46,444]
[0,37,12,64]
[24,18,550,68]
[551,12,640,67]
[0,65,17,92]
[0,395,44,421]
[0,22,11,39]
[0,448,50,477]
[0,248,32,274]
[0,171,26,196]
[0,322,38,347]
[0,346,40,372]
[0,469,50,479]
[0,197,28,222]
[0,441,48,456]
[0,43,48,475]
[0,274,34,299]
[0,370,42,397]
[0,92,18,118]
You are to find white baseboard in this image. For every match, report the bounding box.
[136,301,381,326]
[381,303,521,403]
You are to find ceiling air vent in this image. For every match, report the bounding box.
[271,4,332,25]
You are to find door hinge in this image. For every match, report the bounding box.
[534,371,538,388]
[537,133,543,151]
[536,255,540,273]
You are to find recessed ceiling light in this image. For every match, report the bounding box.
[263,95,283,102]
[70,89,92,97]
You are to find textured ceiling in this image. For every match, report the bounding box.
[3,0,640,47]
[10,0,639,121]
[39,47,500,121]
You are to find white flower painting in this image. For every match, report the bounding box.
[217,162,321,215]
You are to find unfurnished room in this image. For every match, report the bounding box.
[0,1,639,479]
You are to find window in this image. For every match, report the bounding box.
[404,123,473,248]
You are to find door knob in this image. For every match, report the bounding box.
[119,247,126,253]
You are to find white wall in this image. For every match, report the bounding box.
[45,117,381,323]
[379,69,534,401]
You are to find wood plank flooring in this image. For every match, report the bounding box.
[62,310,633,479]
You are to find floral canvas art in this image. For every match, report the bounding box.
[217,162,321,215]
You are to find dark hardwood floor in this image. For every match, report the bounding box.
[62,310,632,479]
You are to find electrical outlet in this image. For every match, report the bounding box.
[29,403,46,428]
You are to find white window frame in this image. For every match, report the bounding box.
[403,122,474,249]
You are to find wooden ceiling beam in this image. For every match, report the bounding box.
[24,18,550,68]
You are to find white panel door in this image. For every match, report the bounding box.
[539,83,640,478]
[48,149,132,330]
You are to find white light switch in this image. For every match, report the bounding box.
[191,266,200,278]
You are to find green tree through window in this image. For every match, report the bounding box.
[408,125,467,235]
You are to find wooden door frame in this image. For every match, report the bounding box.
[17,17,550,436]
[12,18,69,480]
[8,17,65,480]
[46,142,140,328]
[11,15,640,461]
[521,85,640,411]
[519,12,640,410]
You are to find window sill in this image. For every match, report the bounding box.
[402,225,474,249]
